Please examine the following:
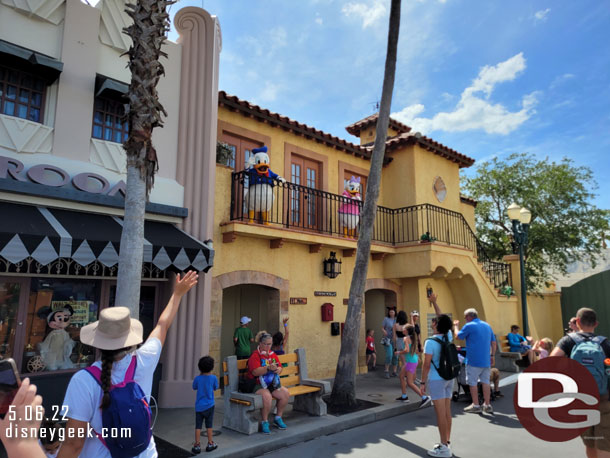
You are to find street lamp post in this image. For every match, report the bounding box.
[507,203,532,336]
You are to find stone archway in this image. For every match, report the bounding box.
[362,279,402,369]
[210,271,289,370]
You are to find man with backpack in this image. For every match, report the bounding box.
[453,308,497,414]
[421,293,461,457]
[551,307,610,457]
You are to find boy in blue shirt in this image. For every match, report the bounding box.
[192,356,219,454]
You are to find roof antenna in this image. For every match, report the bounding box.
[369,100,380,113]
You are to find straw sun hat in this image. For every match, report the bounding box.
[80,306,143,350]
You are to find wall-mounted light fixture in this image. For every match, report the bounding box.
[426,283,433,298]
[323,251,342,279]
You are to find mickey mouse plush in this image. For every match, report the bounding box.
[36,305,76,370]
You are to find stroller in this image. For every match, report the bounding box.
[452,361,472,402]
[451,351,496,403]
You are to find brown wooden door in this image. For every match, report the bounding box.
[290,155,321,230]
[221,132,263,219]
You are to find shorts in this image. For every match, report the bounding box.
[582,396,610,452]
[518,345,532,354]
[428,379,453,401]
[405,362,418,374]
[395,338,406,352]
[195,406,215,430]
[466,365,490,386]
[366,349,376,355]
[254,383,279,393]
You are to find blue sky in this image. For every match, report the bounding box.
[168,0,610,209]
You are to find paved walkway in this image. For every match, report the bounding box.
[263,378,581,458]
[154,369,520,457]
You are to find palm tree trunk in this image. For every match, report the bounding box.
[116,0,174,317]
[330,0,402,408]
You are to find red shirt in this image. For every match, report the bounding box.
[246,348,281,380]
[366,336,375,351]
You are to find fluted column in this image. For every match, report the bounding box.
[158,6,221,408]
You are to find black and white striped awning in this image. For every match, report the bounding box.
[0,202,213,272]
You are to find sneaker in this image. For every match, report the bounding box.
[464,403,482,413]
[384,371,390,379]
[483,404,494,414]
[205,442,218,452]
[391,372,398,377]
[419,395,432,408]
[192,443,202,454]
[261,421,270,434]
[427,443,452,457]
[493,390,503,397]
[273,417,287,430]
[396,395,409,402]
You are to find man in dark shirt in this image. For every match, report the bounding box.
[551,307,610,456]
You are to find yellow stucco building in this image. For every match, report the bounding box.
[210,93,562,379]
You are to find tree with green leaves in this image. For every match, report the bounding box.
[329,0,401,409]
[462,153,610,290]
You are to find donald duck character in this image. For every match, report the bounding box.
[245,146,286,225]
[338,176,362,237]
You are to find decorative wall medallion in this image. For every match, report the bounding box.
[433,176,447,202]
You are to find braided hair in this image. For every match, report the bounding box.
[99,346,133,410]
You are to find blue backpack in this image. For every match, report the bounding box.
[85,356,153,458]
[569,333,609,396]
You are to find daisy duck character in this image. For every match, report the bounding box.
[37,305,76,371]
[245,146,286,225]
[338,176,362,237]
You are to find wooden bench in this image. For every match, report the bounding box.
[495,337,525,373]
[222,348,330,435]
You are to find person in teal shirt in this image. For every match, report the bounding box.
[507,324,534,365]
[234,316,254,359]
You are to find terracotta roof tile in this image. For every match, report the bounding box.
[345,113,412,137]
[460,195,478,206]
[385,132,475,168]
[218,91,393,164]
[217,91,474,168]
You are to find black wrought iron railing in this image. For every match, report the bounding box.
[230,171,511,288]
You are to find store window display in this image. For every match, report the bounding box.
[22,279,101,374]
[0,281,21,359]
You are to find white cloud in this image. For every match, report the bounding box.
[534,8,551,22]
[392,53,539,135]
[342,0,387,29]
[466,53,526,97]
[257,82,281,103]
[550,73,575,89]
[315,13,323,25]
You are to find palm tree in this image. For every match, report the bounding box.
[330,0,402,408]
[115,0,175,317]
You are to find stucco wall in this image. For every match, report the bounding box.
[218,108,374,196]
[460,201,476,231]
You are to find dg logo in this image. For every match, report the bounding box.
[514,357,601,442]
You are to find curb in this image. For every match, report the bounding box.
[211,400,426,458]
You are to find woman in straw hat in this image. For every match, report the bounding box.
[58,271,198,458]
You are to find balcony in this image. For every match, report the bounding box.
[228,170,511,289]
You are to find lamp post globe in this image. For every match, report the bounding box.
[507,202,521,221]
[508,203,531,336]
[520,207,532,224]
